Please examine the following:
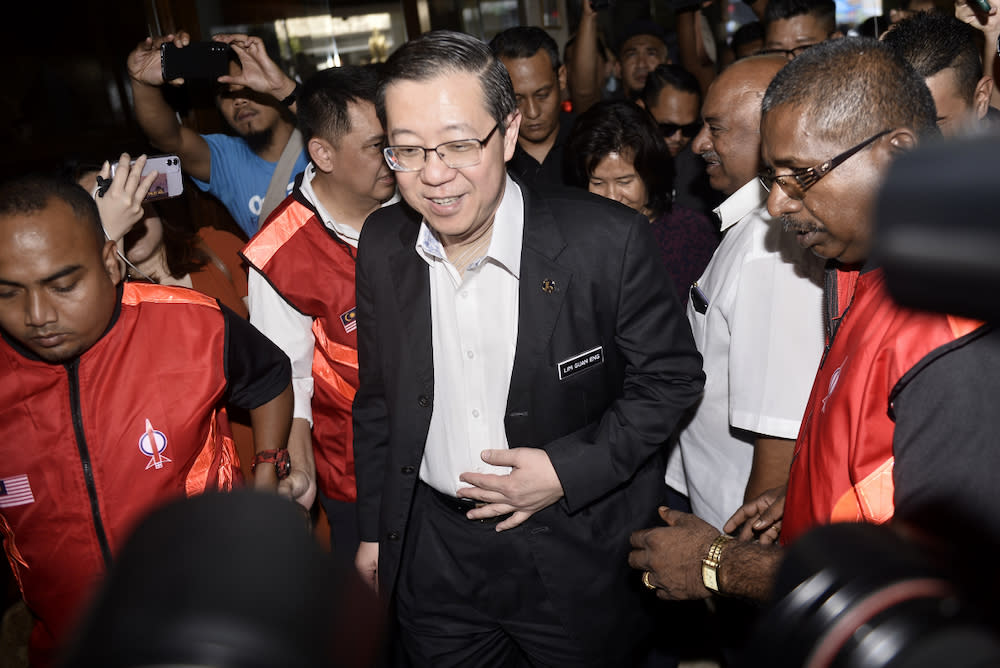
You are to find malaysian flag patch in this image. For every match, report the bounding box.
[340,307,357,334]
[0,475,34,508]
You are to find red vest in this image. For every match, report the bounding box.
[782,268,981,544]
[0,283,240,659]
[242,195,360,501]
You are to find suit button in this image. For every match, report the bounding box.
[401,465,415,474]
[388,531,400,541]
[418,395,430,407]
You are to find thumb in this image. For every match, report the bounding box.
[480,448,515,467]
[657,505,671,522]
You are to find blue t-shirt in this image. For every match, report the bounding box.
[191,133,309,238]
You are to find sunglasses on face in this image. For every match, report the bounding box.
[660,121,702,139]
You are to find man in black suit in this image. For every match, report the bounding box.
[352,30,704,667]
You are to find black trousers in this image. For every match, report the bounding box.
[394,482,612,668]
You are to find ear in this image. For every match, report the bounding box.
[502,110,522,162]
[308,137,336,173]
[886,127,918,156]
[973,75,993,120]
[102,240,123,285]
[556,64,568,94]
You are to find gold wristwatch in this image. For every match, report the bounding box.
[701,534,734,593]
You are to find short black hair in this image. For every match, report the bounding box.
[881,12,983,102]
[616,19,669,56]
[565,99,676,218]
[0,174,105,249]
[376,30,517,130]
[489,26,561,70]
[764,0,837,34]
[761,37,939,146]
[731,21,765,51]
[297,65,380,144]
[640,64,701,109]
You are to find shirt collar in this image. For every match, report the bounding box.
[301,163,400,247]
[714,178,769,232]
[415,174,523,279]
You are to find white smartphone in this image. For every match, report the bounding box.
[110,154,183,202]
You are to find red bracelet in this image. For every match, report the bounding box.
[250,449,291,480]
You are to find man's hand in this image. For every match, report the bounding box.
[457,448,565,532]
[956,0,1000,37]
[92,154,157,244]
[628,507,719,600]
[355,541,380,593]
[278,417,317,509]
[127,32,192,87]
[723,484,785,544]
[213,33,297,103]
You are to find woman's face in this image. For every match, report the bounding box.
[587,150,650,217]
[124,207,164,265]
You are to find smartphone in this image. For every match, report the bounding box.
[160,41,232,81]
[110,155,183,202]
[969,0,992,12]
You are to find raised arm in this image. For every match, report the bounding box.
[127,31,212,182]
[955,0,1000,110]
[213,33,300,115]
[568,0,605,115]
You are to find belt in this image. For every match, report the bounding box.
[422,482,512,525]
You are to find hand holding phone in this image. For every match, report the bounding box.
[110,155,183,203]
[968,0,993,13]
[160,41,232,82]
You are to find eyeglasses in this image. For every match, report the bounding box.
[754,42,821,60]
[758,129,893,201]
[660,121,702,139]
[383,124,501,172]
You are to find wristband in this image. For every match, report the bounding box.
[280,81,301,107]
[251,449,291,479]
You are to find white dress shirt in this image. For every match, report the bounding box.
[664,179,825,530]
[247,163,397,424]
[417,176,523,495]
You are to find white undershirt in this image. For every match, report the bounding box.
[417,176,523,495]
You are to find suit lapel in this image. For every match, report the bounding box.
[388,208,434,389]
[508,183,571,403]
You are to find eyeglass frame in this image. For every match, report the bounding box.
[659,121,702,139]
[382,123,502,172]
[758,129,894,201]
[753,33,836,60]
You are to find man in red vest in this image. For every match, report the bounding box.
[241,65,396,560]
[628,38,991,603]
[0,175,293,665]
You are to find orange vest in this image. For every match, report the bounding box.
[0,283,240,660]
[782,268,982,544]
[241,195,360,502]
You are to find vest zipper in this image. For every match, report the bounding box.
[66,359,113,567]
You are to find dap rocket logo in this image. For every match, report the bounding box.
[138,419,172,470]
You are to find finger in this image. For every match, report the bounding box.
[457,472,507,493]
[137,169,158,201]
[660,507,688,526]
[629,528,653,548]
[495,510,531,532]
[456,486,509,505]
[737,516,759,542]
[98,160,112,180]
[125,154,147,194]
[627,548,649,570]
[111,153,132,187]
[722,509,748,534]
[758,523,781,545]
[753,500,784,530]
[479,448,518,467]
[657,505,671,522]
[276,479,294,499]
[465,502,516,521]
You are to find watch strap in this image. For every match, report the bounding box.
[701,534,734,593]
[251,448,291,480]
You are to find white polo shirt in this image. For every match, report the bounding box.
[664,179,825,530]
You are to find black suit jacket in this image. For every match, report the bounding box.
[352,177,704,657]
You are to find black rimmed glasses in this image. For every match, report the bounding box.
[755,43,821,60]
[660,121,702,139]
[383,124,501,172]
[758,129,893,201]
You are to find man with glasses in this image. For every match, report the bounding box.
[490,27,575,186]
[760,0,842,60]
[629,38,986,606]
[352,30,704,666]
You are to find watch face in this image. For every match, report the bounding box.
[702,563,720,592]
